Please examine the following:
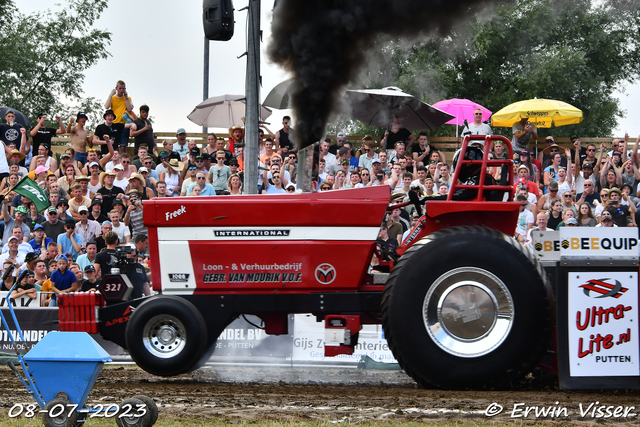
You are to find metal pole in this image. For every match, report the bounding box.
[244,0,260,194]
[203,36,210,135]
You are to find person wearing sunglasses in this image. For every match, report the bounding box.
[180,164,199,196]
[274,115,296,154]
[575,173,600,210]
[119,153,137,179]
[537,180,561,213]
[131,145,155,170]
[461,108,492,137]
[186,171,216,196]
[594,189,609,220]
[573,153,596,195]
[208,150,231,195]
[573,136,598,170]
[262,164,286,194]
[596,210,617,227]
[319,182,333,192]
[358,136,378,174]
[329,131,348,156]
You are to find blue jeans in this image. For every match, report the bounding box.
[75,152,88,166]
[119,127,130,148]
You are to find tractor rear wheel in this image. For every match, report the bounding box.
[382,226,553,390]
[125,296,207,376]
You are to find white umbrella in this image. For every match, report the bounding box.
[187,94,272,128]
[344,87,454,131]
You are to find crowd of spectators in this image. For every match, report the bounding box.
[0,88,633,294]
[0,81,163,305]
[515,133,639,245]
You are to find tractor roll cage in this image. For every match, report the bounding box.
[448,134,515,202]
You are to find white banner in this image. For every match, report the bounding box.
[530,230,561,261]
[560,228,639,258]
[568,271,639,377]
[292,314,397,363]
[0,291,46,309]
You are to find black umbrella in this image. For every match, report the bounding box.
[0,107,31,127]
[263,79,295,109]
[344,87,454,131]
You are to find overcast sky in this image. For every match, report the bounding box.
[21,0,638,138]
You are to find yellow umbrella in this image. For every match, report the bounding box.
[491,98,583,128]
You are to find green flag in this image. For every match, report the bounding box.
[12,176,50,212]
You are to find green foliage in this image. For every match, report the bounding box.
[57,96,104,129]
[403,0,640,137]
[336,0,640,138]
[0,0,111,126]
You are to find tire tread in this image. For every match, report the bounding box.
[382,225,552,390]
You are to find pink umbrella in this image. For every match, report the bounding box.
[431,98,492,137]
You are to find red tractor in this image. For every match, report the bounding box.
[79,135,553,390]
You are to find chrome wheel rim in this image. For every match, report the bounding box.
[142,315,187,358]
[423,267,514,357]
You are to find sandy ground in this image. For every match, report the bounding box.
[1,364,640,425]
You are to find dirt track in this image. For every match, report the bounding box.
[2,364,640,424]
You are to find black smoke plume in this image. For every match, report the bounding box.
[268,0,499,149]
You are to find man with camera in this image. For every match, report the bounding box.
[94,231,118,278]
[370,159,388,186]
[605,187,637,227]
[123,247,150,298]
[93,231,150,299]
[512,117,538,152]
[123,190,146,238]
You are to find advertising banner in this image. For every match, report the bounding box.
[292,314,396,363]
[560,228,639,258]
[0,308,58,352]
[530,230,560,261]
[568,271,639,377]
[210,315,293,358]
[0,291,45,309]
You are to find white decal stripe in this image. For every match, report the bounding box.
[156,226,380,241]
[158,241,196,294]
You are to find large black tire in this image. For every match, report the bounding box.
[125,296,207,376]
[42,396,78,427]
[382,225,553,390]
